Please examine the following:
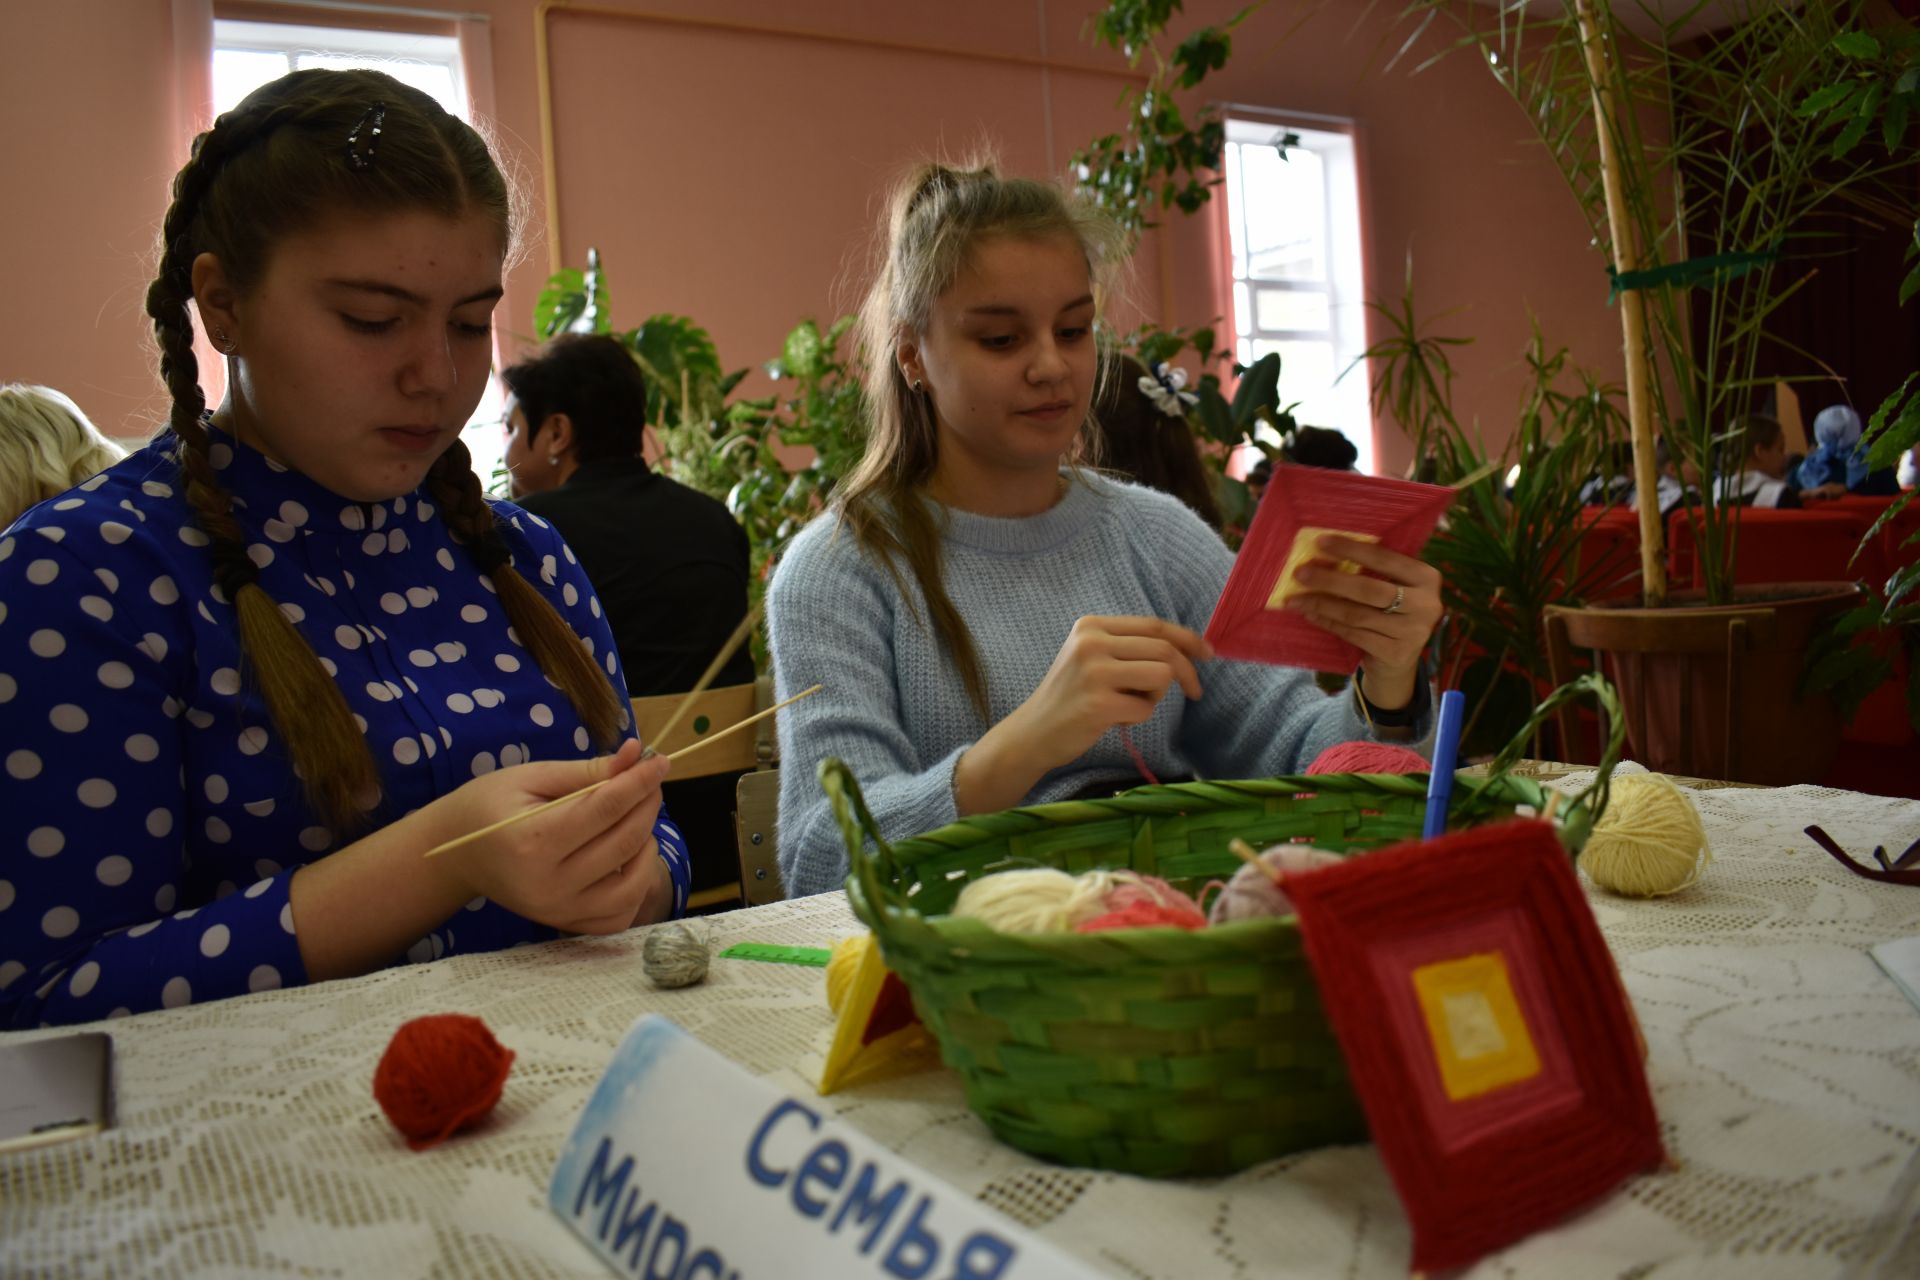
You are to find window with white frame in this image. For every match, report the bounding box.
[210,18,505,481]
[213,20,466,117]
[1222,117,1372,474]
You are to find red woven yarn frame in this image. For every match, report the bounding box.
[1204,465,1452,672]
[1286,819,1665,1273]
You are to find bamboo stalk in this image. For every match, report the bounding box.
[421,685,823,861]
[1575,0,1667,605]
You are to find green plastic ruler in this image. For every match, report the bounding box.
[718,942,832,967]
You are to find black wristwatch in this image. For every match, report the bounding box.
[1352,662,1432,730]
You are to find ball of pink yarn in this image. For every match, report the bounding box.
[1103,875,1200,915]
[1073,875,1208,932]
[1307,741,1431,775]
[1075,900,1208,932]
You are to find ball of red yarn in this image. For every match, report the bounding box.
[1307,741,1432,775]
[1074,900,1209,932]
[372,1014,516,1151]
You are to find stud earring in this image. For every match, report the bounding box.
[912,379,924,393]
[548,454,560,466]
[213,328,236,355]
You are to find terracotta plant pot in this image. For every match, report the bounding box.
[1544,583,1862,785]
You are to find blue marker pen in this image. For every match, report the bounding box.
[1423,689,1466,840]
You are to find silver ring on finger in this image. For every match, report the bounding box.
[1381,585,1406,616]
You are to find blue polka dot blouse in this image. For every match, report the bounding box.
[0,428,690,1028]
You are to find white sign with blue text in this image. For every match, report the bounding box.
[549,1015,1105,1280]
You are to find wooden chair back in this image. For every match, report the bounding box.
[630,682,759,777]
[734,676,785,907]
[631,681,759,912]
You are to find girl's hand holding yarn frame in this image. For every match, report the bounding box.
[1287,535,1445,711]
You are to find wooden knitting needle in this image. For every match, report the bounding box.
[643,602,763,757]
[665,683,819,764]
[1228,837,1287,886]
[420,684,822,860]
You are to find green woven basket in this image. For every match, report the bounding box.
[822,675,1623,1178]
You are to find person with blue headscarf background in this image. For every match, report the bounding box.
[1796,404,1901,497]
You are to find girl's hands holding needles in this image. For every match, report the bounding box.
[954,615,1212,816]
[423,740,673,934]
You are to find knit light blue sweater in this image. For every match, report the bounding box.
[765,474,1435,897]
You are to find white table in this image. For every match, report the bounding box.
[4,773,1918,1279]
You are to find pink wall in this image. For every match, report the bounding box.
[1158,0,1629,476]
[0,0,1619,476]
[1,1,198,440]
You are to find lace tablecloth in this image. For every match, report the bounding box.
[4,779,1919,1279]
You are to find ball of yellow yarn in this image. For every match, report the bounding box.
[1578,773,1711,897]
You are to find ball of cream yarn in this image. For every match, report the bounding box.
[1578,773,1711,897]
[951,868,1181,934]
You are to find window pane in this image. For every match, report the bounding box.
[213,49,293,113]
[463,376,510,496]
[1254,287,1331,334]
[1224,142,1246,281]
[1254,339,1336,409]
[295,53,459,115]
[1233,281,1252,337]
[1239,144,1326,282]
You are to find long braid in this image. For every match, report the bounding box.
[145,108,380,830]
[425,441,624,746]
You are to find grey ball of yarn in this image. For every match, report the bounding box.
[1208,844,1345,924]
[642,921,710,989]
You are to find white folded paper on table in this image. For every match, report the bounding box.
[1871,935,1920,1015]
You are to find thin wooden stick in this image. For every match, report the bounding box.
[1228,837,1286,886]
[665,684,819,764]
[421,684,823,860]
[644,602,763,754]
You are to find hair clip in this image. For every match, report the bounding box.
[1138,362,1199,418]
[345,102,388,172]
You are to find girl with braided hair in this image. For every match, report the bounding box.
[766,160,1445,898]
[0,69,688,1028]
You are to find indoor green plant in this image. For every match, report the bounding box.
[1361,266,1631,759]
[1398,0,1917,780]
[1403,0,1914,604]
[1824,24,1920,737]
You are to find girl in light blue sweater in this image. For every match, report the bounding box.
[766,163,1445,897]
